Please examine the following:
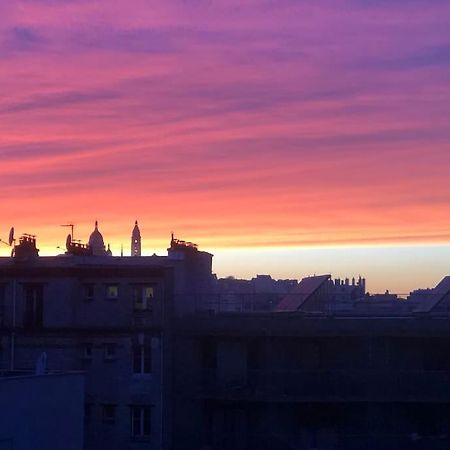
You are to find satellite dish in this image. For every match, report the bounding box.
[66,233,72,250]
[8,227,14,246]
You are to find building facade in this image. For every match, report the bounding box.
[172,313,450,450]
[2,227,450,450]
[0,231,214,450]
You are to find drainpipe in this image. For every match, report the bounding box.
[10,279,16,371]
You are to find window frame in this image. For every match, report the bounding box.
[130,405,152,439]
[133,285,154,312]
[23,284,44,329]
[132,344,152,375]
[84,403,93,422]
[101,404,116,424]
[105,284,119,300]
[104,343,117,361]
[83,343,93,360]
[83,283,95,302]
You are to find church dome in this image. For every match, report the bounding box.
[89,221,106,255]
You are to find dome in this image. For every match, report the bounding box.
[89,221,106,255]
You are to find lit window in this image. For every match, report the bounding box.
[84,284,95,301]
[133,345,152,374]
[102,404,116,423]
[106,285,119,299]
[133,286,153,311]
[104,343,117,360]
[131,406,151,438]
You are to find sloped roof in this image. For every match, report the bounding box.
[276,274,331,311]
[414,276,450,313]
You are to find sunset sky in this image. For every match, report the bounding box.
[1,0,450,293]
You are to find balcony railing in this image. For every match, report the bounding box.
[196,369,450,402]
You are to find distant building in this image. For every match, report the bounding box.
[87,221,113,256]
[131,220,141,257]
[213,275,298,312]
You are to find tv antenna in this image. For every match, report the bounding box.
[0,227,16,256]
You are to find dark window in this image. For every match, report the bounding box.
[84,284,95,301]
[248,341,261,370]
[102,404,116,423]
[0,284,5,319]
[201,340,217,369]
[83,344,93,360]
[130,406,151,438]
[23,285,43,329]
[104,343,117,360]
[423,338,450,370]
[133,345,152,374]
[85,403,92,421]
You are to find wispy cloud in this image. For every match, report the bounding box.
[0,0,449,267]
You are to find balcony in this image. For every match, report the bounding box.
[196,369,450,402]
[131,310,158,328]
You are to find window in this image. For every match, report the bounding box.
[0,284,5,318]
[248,340,261,370]
[83,343,93,360]
[133,286,153,311]
[101,404,116,423]
[104,343,117,360]
[84,284,95,301]
[133,345,152,374]
[201,340,217,369]
[130,406,151,438]
[85,403,92,421]
[23,284,44,329]
[106,285,119,300]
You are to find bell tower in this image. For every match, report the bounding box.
[131,220,141,256]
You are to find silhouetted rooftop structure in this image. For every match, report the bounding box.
[276,274,331,311]
[13,234,39,259]
[414,276,450,313]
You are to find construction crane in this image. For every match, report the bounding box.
[60,223,75,240]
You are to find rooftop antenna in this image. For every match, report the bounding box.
[8,227,15,246]
[0,227,16,257]
[65,233,72,251]
[60,224,74,240]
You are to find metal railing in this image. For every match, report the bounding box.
[196,368,450,401]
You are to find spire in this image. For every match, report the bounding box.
[131,220,141,256]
